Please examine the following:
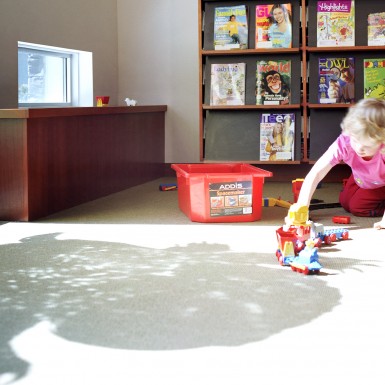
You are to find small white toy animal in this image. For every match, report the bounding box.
[124,98,137,106]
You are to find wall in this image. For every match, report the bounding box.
[0,0,119,108]
[0,0,200,163]
[117,0,200,163]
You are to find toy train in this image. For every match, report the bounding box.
[312,223,349,246]
[290,239,323,275]
[276,224,310,267]
[275,203,349,275]
[276,222,349,270]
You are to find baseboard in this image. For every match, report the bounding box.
[162,163,350,183]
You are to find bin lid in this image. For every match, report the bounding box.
[171,163,273,178]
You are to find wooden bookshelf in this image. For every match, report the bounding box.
[198,0,384,163]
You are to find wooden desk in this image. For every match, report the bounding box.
[0,106,167,221]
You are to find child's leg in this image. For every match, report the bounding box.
[339,174,385,217]
[339,174,358,212]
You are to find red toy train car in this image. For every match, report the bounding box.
[332,215,351,224]
[275,221,349,272]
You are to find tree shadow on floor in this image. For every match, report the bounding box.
[0,232,376,380]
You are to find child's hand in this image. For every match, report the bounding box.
[373,219,385,230]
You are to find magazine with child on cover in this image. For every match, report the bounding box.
[318,57,355,104]
[214,5,248,50]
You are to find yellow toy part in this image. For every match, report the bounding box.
[287,203,309,226]
[262,197,292,209]
[282,239,295,257]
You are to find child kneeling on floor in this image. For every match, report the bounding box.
[293,98,385,230]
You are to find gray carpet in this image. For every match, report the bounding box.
[0,178,384,385]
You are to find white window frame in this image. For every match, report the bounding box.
[18,42,93,107]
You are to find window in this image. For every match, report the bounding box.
[18,42,93,107]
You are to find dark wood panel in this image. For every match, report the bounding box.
[0,119,28,220]
[0,107,166,221]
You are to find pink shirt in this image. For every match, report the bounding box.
[326,134,385,189]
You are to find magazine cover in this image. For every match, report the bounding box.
[214,5,248,50]
[368,12,385,46]
[259,113,295,161]
[318,57,355,104]
[256,59,291,105]
[364,58,385,100]
[317,1,355,47]
[210,63,246,106]
[255,4,292,48]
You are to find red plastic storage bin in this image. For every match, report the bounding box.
[171,163,273,223]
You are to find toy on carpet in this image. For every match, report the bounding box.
[292,178,304,203]
[264,178,344,211]
[332,215,351,224]
[293,178,343,209]
[159,183,178,191]
[275,203,349,274]
[290,238,323,275]
[262,197,291,208]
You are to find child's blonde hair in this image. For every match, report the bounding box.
[341,98,385,149]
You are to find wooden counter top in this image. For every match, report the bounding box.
[0,105,167,119]
[0,105,167,221]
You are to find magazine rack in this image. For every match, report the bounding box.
[199,0,385,163]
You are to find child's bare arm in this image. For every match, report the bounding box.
[296,152,334,207]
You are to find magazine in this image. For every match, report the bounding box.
[364,58,385,100]
[317,1,355,47]
[259,113,295,161]
[255,4,292,48]
[214,5,248,50]
[368,12,385,46]
[318,57,355,104]
[256,59,291,105]
[210,63,246,106]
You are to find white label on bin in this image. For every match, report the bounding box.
[209,180,252,217]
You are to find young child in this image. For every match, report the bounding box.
[294,98,385,230]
